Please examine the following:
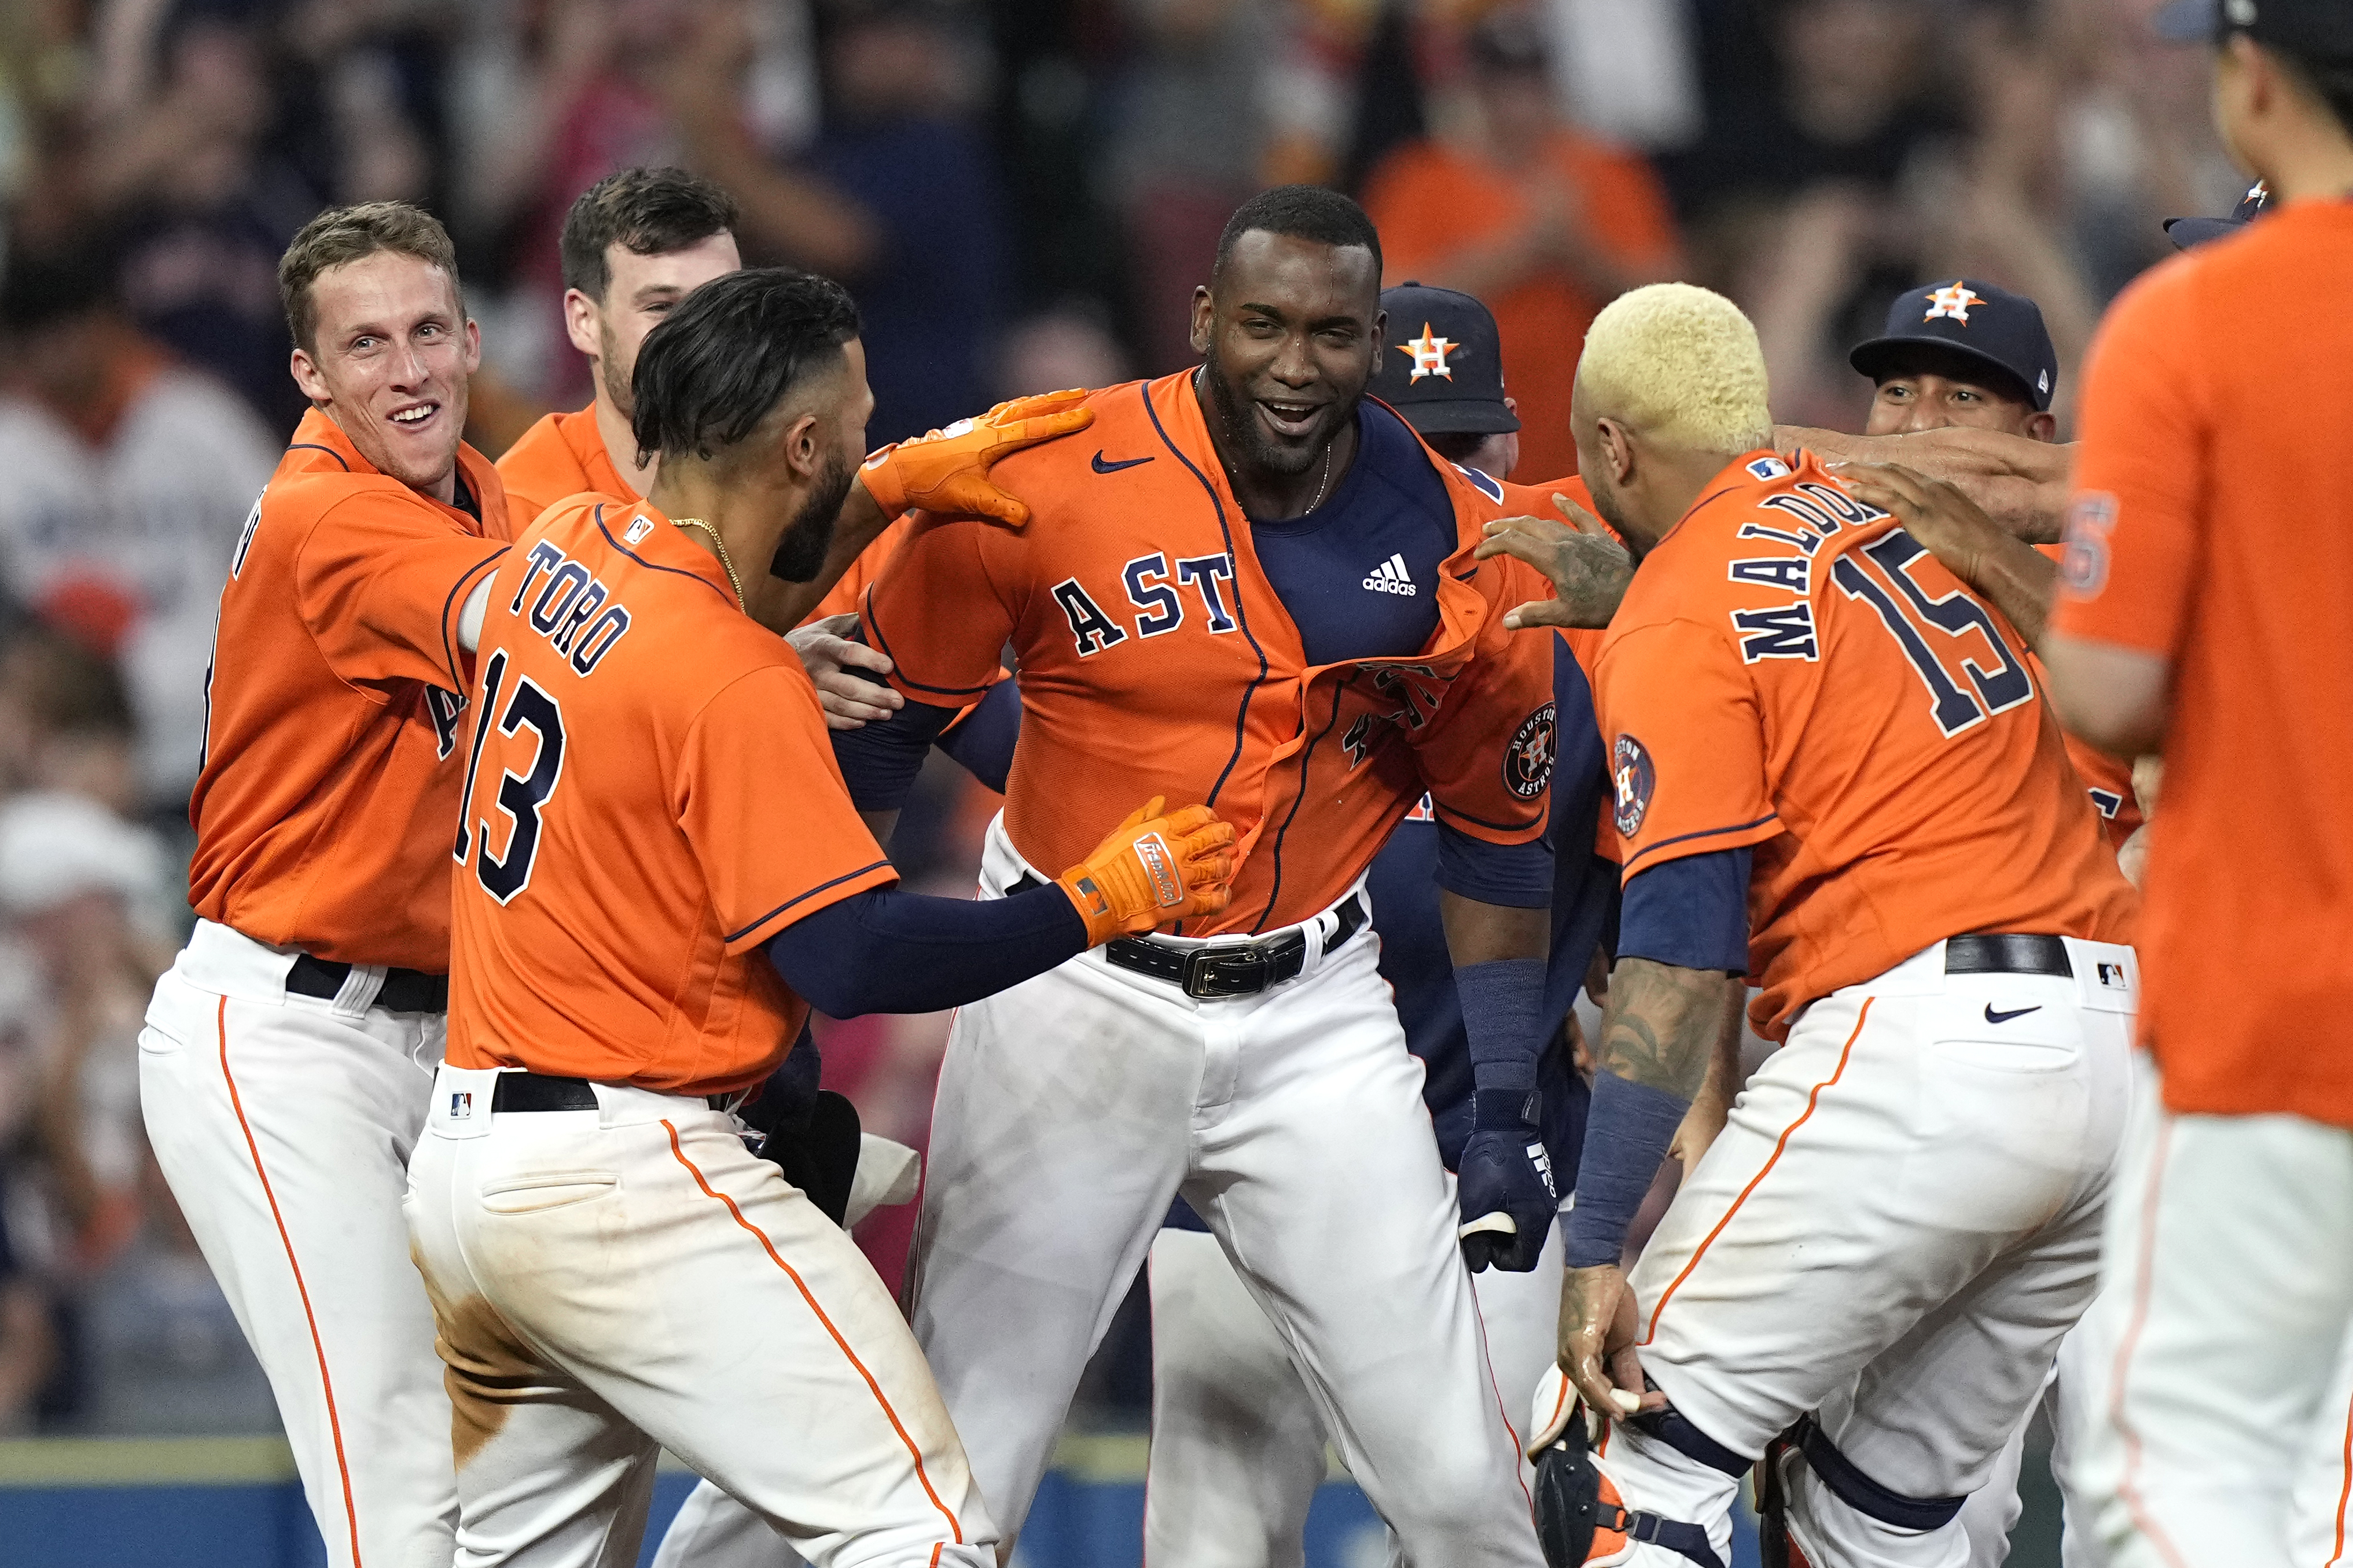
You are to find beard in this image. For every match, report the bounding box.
[770,449,854,583]
[1200,358,1336,479]
[600,317,634,421]
[1583,464,1642,559]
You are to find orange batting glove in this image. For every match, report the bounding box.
[858,388,1095,527]
[1055,796,1238,948]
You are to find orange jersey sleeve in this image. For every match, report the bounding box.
[295,487,512,693]
[861,510,1021,706]
[2050,259,2202,658]
[1595,613,1781,878]
[1409,549,1557,846]
[189,410,510,971]
[495,406,630,529]
[449,498,898,1095]
[679,665,896,953]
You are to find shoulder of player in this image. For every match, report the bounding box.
[908,376,1173,539]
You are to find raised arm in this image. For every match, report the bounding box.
[1839,462,2060,648]
[1778,424,2073,544]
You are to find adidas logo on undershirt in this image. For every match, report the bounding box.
[1362,553,1417,596]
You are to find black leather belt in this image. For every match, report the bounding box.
[288,954,448,1013]
[1944,933,2072,978]
[488,1072,742,1114]
[1013,874,1366,999]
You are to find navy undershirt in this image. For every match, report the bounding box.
[1616,848,1752,973]
[1244,402,1450,667]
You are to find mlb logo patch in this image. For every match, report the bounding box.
[1745,456,1791,481]
[450,1091,474,1118]
[624,516,655,545]
[2096,961,2130,990]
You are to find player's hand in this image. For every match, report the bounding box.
[1457,1126,1558,1272]
[1558,1263,1660,1420]
[786,614,903,730]
[1474,493,1633,630]
[1836,462,2007,588]
[1055,795,1238,947]
[858,389,1096,527]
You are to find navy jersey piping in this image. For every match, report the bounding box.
[727,858,895,944]
[1252,678,1349,934]
[1622,813,1781,872]
[286,442,351,470]
[865,591,994,700]
[594,507,736,605]
[1146,381,1267,810]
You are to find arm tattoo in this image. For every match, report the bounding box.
[1596,957,1742,1100]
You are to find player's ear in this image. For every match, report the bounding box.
[780,410,823,480]
[1369,308,1387,376]
[289,347,329,406]
[2026,410,2057,443]
[1595,418,1637,487]
[1188,285,1215,358]
[561,288,601,360]
[461,316,482,378]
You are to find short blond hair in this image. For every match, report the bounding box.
[1578,283,1772,455]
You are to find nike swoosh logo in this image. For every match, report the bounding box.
[1983,1004,2042,1025]
[1091,451,1154,474]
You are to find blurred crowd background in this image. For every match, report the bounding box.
[0,0,2241,1442]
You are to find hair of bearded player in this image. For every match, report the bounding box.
[1578,283,1773,458]
[628,268,861,466]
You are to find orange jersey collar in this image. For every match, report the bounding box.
[287,406,504,532]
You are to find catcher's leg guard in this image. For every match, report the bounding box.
[1529,1411,1726,1568]
[1759,1412,1971,1566]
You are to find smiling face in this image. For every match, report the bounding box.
[1863,344,2051,441]
[289,249,479,500]
[568,230,742,418]
[1190,230,1384,481]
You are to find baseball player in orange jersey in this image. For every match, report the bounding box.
[829,188,1561,1567]
[1134,280,1626,1568]
[2043,6,2353,1563]
[498,165,927,732]
[1509,285,2135,1568]
[411,267,1235,1567]
[136,203,513,1568]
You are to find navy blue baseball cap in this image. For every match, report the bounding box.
[2153,0,2353,58]
[1372,282,1521,437]
[2164,179,2270,249]
[1848,278,2058,413]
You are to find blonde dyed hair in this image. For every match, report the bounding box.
[1577,283,1773,455]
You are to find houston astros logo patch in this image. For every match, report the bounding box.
[1505,702,1557,801]
[1406,323,1454,381]
[1924,281,1981,324]
[1612,734,1655,837]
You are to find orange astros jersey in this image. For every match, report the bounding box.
[446,496,898,1097]
[498,402,909,621]
[189,408,511,973]
[861,373,1556,935]
[1595,448,2135,1037]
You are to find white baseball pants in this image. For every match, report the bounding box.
[2073,1058,2353,1568]
[1592,937,2136,1568]
[405,1065,994,1568]
[139,919,456,1568]
[1141,1218,1564,1568]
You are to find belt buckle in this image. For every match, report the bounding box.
[1181,940,1268,1000]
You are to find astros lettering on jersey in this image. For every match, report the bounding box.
[1595,448,2135,1035]
[858,371,1558,935]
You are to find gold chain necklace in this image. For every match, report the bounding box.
[670,517,744,610]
